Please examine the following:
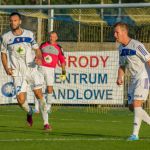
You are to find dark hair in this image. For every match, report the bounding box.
[49,31,58,36]
[9,12,22,20]
[114,22,129,32]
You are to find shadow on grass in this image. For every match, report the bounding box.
[48,131,126,139]
[0,125,45,135]
[0,125,127,140]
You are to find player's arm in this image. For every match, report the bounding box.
[116,66,125,85]
[117,48,125,85]
[1,36,13,76]
[30,33,42,65]
[58,46,66,81]
[1,53,13,75]
[34,48,42,65]
[59,61,66,81]
[147,59,150,68]
[136,44,150,67]
[61,63,66,75]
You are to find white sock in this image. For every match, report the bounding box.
[34,99,40,112]
[38,98,49,125]
[138,107,150,125]
[21,101,32,114]
[47,93,52,112]
[133,107,142,136]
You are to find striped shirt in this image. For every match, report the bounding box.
[1,29,39,74]
[119,39,150,79]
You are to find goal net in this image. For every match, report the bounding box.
[0,4,150,112]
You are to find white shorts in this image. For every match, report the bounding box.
[13,68,44,95]
[38,66,54,86]
[128,77,149,104]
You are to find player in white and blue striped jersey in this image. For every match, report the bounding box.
[114,22,150,141]
[1,12,51,131]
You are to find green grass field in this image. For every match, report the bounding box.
[0,105,150,150]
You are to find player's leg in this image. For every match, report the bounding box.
[17,92,33,126]
[32,67,53,113]
[14,77,33,126]
[47,86,53,113]
[128,99,150,141]
[31,69,51,130]
[44,67,55,113]
[33,66,45,114]
[133,100,150,125]
[33,88,51,130]
[34,98,40,114]
[33,89,47,112]
[127,79,141,141]
[128,100,142,141]
[17,92,29,112]
[128,78,150,141]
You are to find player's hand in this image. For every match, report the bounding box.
[59,70,66,81]
[116,77,123,85]
[5,68,13,76]
[35,57,42,65]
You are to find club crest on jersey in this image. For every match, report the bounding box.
[44,55,52,63]
[16,46,25,55]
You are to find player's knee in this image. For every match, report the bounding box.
[35,93,43,99]
[17,99,25,105]
[16,93,26,104]
[133,100,143,107]
[34,89,43,99]
[47,86,53,93]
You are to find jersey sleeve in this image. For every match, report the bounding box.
[119,46,126,66]
[39,42,45,50]
[58,46,66,65]
[119,55,126,67]
[136,43,150,62]
[30,32,39,50]
[0,35,7,53]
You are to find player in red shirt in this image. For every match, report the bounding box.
[34,31,66,114]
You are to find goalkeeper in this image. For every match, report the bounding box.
[34,31,66,113]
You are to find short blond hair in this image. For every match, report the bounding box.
[114,22,129,32]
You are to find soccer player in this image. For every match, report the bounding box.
[114,22,150,141]
[1,12,51,131]
[34,31,66,113]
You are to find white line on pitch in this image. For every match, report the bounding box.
[0,137,149,142]
[0,138,123,142]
